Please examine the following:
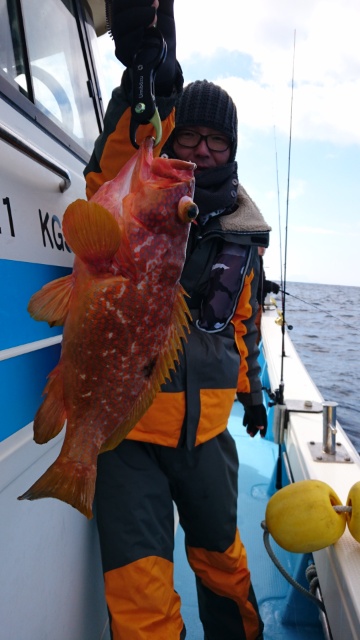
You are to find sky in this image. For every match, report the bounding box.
[96,0,360,287]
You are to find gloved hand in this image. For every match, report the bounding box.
[108,0,157,67]
[241,402,268,438]
[108,0,177,94]
[264,279,280,297]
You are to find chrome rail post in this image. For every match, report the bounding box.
[322,401,338,455]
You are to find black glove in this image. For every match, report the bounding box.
[241,403,268,438]
[108,0,177,94]
[264,279,280,296]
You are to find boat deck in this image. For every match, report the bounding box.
[174,401,325,639]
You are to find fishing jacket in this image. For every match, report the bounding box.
[85,72,271,449]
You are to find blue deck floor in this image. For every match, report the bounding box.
[174,401,325,639]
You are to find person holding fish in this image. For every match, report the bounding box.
[85,1,270,638]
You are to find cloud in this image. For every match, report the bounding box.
[175,0,360,83]
[289,180,306,200]
[178,70,360,147]
[175,0,360,147]
[97,34,124,105]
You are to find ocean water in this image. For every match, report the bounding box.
[273,281,360,452]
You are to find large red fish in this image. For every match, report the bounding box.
[18,137,197,518]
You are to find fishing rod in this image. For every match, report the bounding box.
[266,31,296,491]
[278,29,296,406]
[280,288,359,331]
[273,125,283,290]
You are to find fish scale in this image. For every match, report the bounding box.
[18,137,197,518]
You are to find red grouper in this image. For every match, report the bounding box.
[18,137,198,519]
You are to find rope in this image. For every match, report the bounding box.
[333,505,352,513]
[261,521,326,612]
[305,564,320,596]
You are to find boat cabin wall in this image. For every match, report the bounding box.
[0,2,110,637]
[0,0,105,443]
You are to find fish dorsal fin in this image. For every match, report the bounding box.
[151,284,191,386]
[28,273,74,326]
[62,199,121,265]
[100,285,191,453]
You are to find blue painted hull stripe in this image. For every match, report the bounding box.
[0,259,71,350]
[0,344,62,442]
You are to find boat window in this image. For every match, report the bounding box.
[0,0,30,97]
[0,0,101,155]
[84,12,111,110]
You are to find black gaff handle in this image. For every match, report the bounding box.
[130,26,167,148]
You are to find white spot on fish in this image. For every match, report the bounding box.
[116,309,125,321]
[108,332,113,339]
[134,236,153,253]
[81,392,92,398]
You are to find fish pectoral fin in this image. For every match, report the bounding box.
[62,199,121,265]
[100,386,159,453]
[28,273,74,326]
[33,365,66,443]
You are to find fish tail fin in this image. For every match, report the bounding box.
[18,457,95,519]
[62,199,121,265]
[33,366,66,444]
[28,273,74,326]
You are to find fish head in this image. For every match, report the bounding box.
[127,137,198,236]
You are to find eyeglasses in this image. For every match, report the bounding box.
[174,129,231,152]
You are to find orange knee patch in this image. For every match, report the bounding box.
[187,530,260,639]
[104,555,183,640]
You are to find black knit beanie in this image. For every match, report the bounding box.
[174,80,238,162]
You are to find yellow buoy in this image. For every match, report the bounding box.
[346,482,360,543]
[265,479,346,553]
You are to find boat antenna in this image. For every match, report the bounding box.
[279,29,296,406]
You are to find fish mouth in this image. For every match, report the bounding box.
[167,159,197,172]
[150,155,196,181]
